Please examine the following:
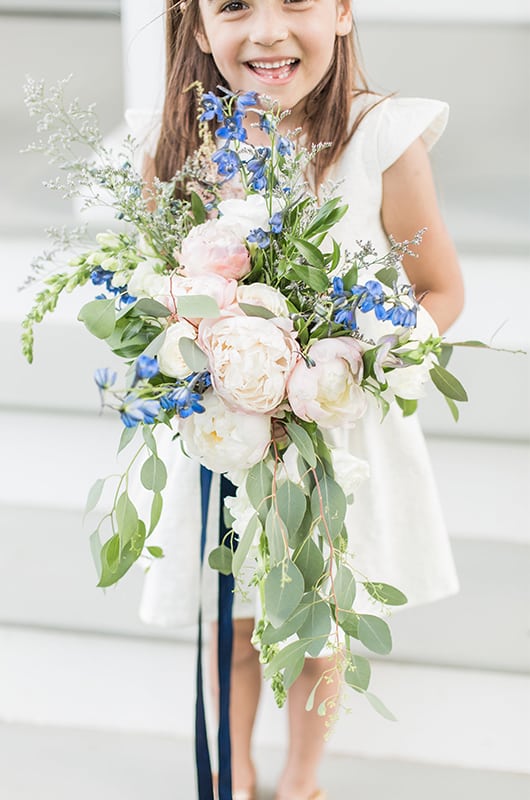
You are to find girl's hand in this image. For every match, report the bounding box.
[381,138,464,335]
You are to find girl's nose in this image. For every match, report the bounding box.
[248,11,288,47]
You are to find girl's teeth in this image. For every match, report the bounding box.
[250,59,296,69]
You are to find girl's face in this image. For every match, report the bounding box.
[196,0,352,127]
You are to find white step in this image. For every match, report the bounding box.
[1,625,528,773]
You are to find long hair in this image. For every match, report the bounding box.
[153,1,379,189]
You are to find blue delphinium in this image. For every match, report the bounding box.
[246,147,270,191]
[276,136,292,156]
[134,354,159,381]
[247,228,271,249]
[235,90,258,111]
[200,91,225,123]
[119,396,160,427]
[94,367,117,390]
[259,115,274,134]
[216,113,247,143]
[269,211,283,235]
[212,148,241,180]
[173,386,206,418]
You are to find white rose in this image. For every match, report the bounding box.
[198,315,299,414]
[157,320,197,379]
[127,259,171,299]
[237,283,289,318]
[217,194,280,240]
[179,393,271,473]
[330,448,370,497]
[385,354,436,400]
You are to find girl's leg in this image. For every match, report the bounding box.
[275,654,342,800]
[209,617,261,793]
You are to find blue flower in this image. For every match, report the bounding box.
[259,115,275,134]
[247,227,271,248]
[269,211,283,234]
[331,276,347,298]
[388,305,407,326]
[216,113,247,142]
[94,367,117,390]
[236,90,258,111]
[276,136,293,156]
[200,92,225,123]
[134,355,159,380]
[90,266,114,287]
[119,396,160,427]
[402,307,417,327]
[212,148,241,179]
[334,308,358,330]
[173,386,206,418]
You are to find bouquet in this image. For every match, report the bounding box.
[22,78,475,718]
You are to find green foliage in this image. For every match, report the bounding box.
[310,474,346,540]
[116,492,139,547]
[358,614,392,655]
[97,521,146,588]
[177,294,220,319]
[363,581,408,606]
[78,298,116,339]
[179,337,209,372]
[345,654,371,692]
[293,536,325,591]
[246,462,273,525]
[232,515,261,578]
[140,455,168,492]
[334,564,357,609]
[275,481,307,540]
[364,691,397,721]
[285,422,317,468]
[85,478,105,517]
[264,561,305,628]
[429,363,468,402]
[148,492,163,535]
[208,545,233,575]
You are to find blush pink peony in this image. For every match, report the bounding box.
[198,316,299,415]
[162,273,238,322]
[287,338,367,428]
[179,219,251,281]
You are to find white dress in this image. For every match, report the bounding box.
[128,95,460,628]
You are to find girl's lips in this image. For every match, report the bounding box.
[245,59,300,84]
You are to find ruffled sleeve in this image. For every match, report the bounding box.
[376,97,449,173]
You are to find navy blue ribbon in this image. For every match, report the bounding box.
[196,467,236,800]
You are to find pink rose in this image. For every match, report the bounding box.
[161,273,238,322]
[287,338,367,428]
[198,316,299,415]
[179,219,251,281]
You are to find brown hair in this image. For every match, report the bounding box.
[153,1,379,190]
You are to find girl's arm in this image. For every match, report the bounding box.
[381,138,464,335]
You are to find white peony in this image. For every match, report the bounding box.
[237,283,289,318]
[217,194,280,240]
[198,316,299,414]
[178,392,271,473]
[157,320,197,379]
[384,305,439,400]
[224,485,257,539]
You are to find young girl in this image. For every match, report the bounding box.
[136,1,465,798]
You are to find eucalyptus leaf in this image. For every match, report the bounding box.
[191,191,206,224]
[395,396,418,417]
[116,492,138,546]
[362,581,408,607]
[78,298,116,339]
[266,507,288,564]
[338,609,360,638]
[374,266,398,288]
[264,561,305,628]
[263,638,312,679]
[275,480,307,538]
[208,545,233,575]
[293,536,325,591]
[148,492,163,535]
[239,302,275,319]
[310,474,346,540]
[261,600,311,645]
[85,478,105,517]
[89,528,102,577]
[345,654,371,693]
[118,424,137,453]
[141,329,167,359]
[334,564,356,610]
[129,298,171,318]
[141,454,168,492]
[142,425,158,455]
[364,691,397,721]
[246,461,273,524]
[178,336,209,372]
[232,515,260,578]
[298,593,331,656]
[177,294,220,319]
[358,614,392,655]
[430,363,468,402]
[285,422,317,468]
[283,653,305,690]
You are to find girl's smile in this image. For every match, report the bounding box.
[196,0,352,127]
